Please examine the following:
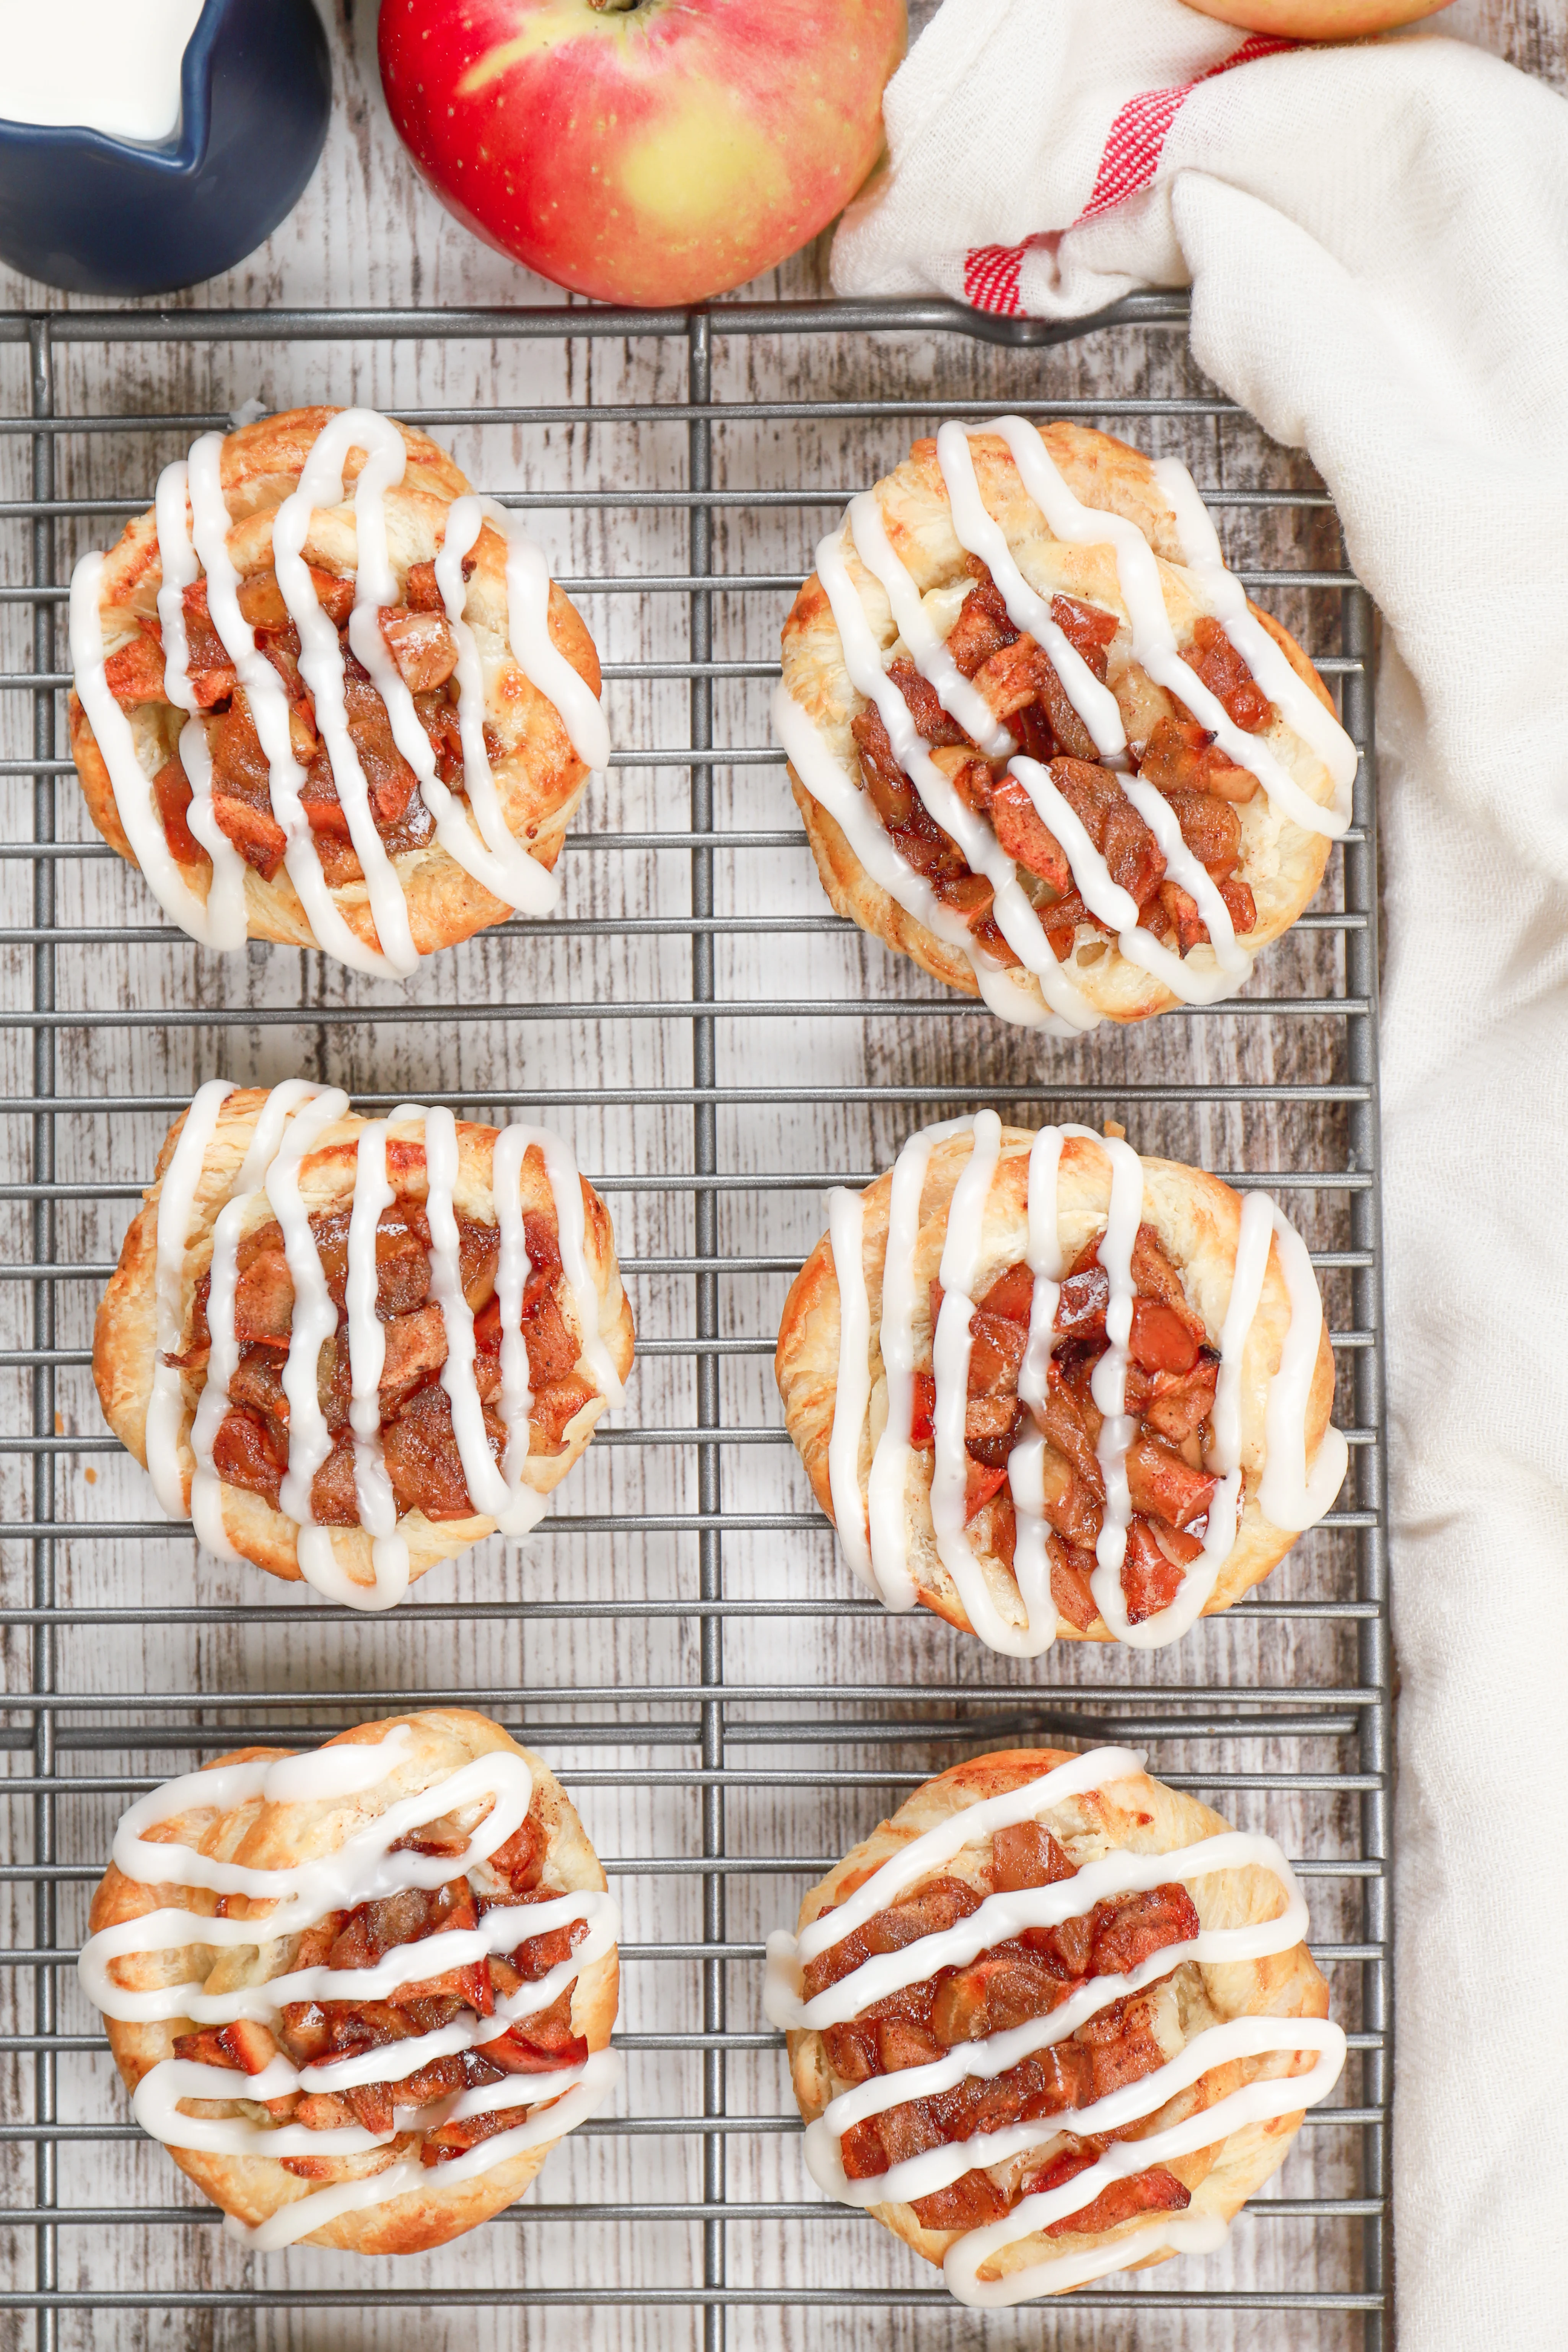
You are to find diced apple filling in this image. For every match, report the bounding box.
[169,1800,593,2171]
[850,565,1265,967]
[807,1820,1200,2235]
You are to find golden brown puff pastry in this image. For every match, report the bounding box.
[94,1081,635,1607]
[767,1747,1342,2304]
[775,422,1355,1028]
[775,1117,1344,1651]
[79,1708,621,2254]
[67,405,608,974]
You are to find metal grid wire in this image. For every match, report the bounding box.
[0,296,1388,2350]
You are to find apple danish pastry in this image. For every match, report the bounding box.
[767,1746,1344,2304]
[775,1116,1345,1650]
[775,420,1354,1028]
[93,1082,634,1609]
[79,1709,621,2253]
[68,405,609,974]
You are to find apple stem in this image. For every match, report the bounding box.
[588,0,643,10]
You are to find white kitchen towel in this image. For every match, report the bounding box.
[837,7,1568,2344]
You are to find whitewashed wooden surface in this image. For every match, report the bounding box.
[0,3,1560,2347]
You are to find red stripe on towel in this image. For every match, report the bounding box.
[1080,31,1297,220]
[962,33,1298,316]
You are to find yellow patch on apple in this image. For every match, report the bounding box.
[457,0,589,95]
[617,90,791,239]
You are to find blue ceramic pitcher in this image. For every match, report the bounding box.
[0,0,331,296]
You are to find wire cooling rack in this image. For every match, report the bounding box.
[0,296,1388,2351]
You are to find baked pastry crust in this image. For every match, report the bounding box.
[68,406,602,959]
[785,1748,1330,2288]
[87,1708,619,2254]
[775,1124,1335,1641]
[93,1086,635,1590]
[780,423,1340,1020]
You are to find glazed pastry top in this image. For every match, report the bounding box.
[103,1080,631,1611]
[70,405,608,972]
[782,1117,1343,1651]
[769,1748,1343,2306]
[81,1712,620,2252]
[777,420,1353,1030]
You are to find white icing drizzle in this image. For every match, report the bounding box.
[862,1116,973,1613]
[78,1731,621,2250]
[995,415,1350,841]
[189,1080,327,1564]
[953,2208,1232,2302]
[264,1088,355,1598]
[272,409,420,974]
[272,1902,588,2037]
[1013,751,1247,1006]
[917,433,1246,1003]
[152,458,249,943]
[171,1083,617,1607]
[343,1116,410,1609]
[73,407,605,967]
[1257,1202,1352,1531]
[88,1883,599,2031]
[516,1122,626,1410]
[344,462,606,922]
[772,681,1068,1033]
[764,1747,1345,2306]
[821,1122,1346,1654]
[943,2015,1344,2306]
[425,1102,510,1522]
[772,1744,1142,1983]
[1119,763,1248,991]
[97,1735,516,1932]
[826,1186,876,1591]
[265,1723,414,1805]
[184,429,396,978]
[929,1109,1049,1655]
[1083,1132,1148,1582]
[1089,1182,1263,1650]
[822,504,1104,1032]
[68,552,231,949]
[933,421,1126,762]
[846,489,1013,758]
[1153,454,1358,819]
[1019,1123,1067,1417]
[1007,1121,1097,1648]
[366,491,559,917]
[440,493,611,775]
[145,1079,235,1516]
[489,1124,543,1534]
[228,2050,624,2251]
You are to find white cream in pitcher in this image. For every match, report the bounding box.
[3,0,206,145]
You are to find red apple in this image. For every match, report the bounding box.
[379,0,907,308]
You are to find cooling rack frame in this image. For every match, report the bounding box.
[0,293,1390,2350]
